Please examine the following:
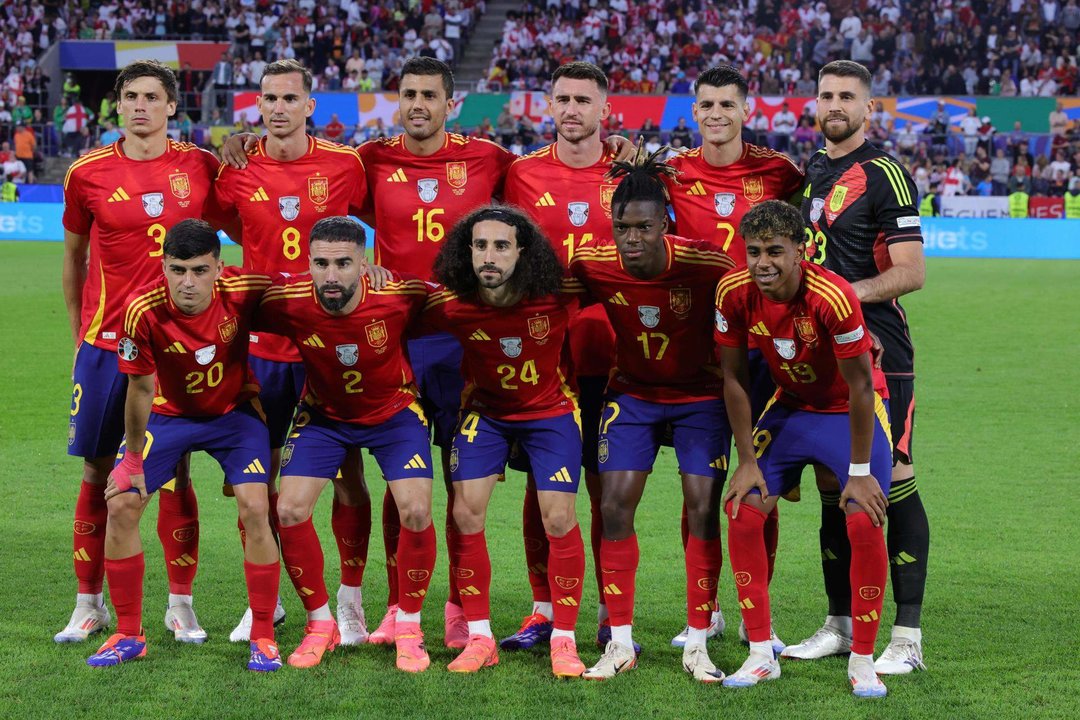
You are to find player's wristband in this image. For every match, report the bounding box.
[113,449,144,493]
[848,462,870,477]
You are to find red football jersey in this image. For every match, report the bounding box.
[714,262,887,413]
[63,138,220,350]
[502,142,617,377]
[421,288,578,421]
[568,235,736,403]
[357,133,516,279]
[255,273,429,424]
[211,135,370,362]
[119,268,268,417]
[665,143,803,264]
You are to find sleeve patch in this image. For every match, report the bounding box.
[715,310,729,333]
[118,337,139,361]
[833,325,865,345]
[896,216,921,229]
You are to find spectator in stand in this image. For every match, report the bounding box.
[324,113,345,143]
[1008,162,1033,195]
[748,108,769,147]
[959,108,981,157]
[1049,100,1071,137]
[671,117,694,148]
[13,122,37,183]
[772,101,797,152]
[990,148,1013,195]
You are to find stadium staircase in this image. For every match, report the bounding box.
[455,0,518,84]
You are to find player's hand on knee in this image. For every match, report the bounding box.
[840,475,888,527]
[723,463,767,519]
[106,452,147,501]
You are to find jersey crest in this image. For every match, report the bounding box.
[195,344,217,365]
[809,197,826,223]
[278,196,300,221]
[829,185,848,214]
[417,178,438,203]
[794,315,818,346]
[742,176,764,202]
[169,172,191,200]
[446,161,467,191]
[670,288,692,316]
[308,176,329,205]
[638,305,660,328]
[773,338,796,359]
[218,317,238,344]
[567,201,590,227]
[600,184,617,213]
[142,192,164,218]
[714,192,736,217]
[336,343,359,366]
[528,315,550,340]
[365,320,388,349]
[500,337,522,358]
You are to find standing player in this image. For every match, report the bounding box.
[499,61,618,651]
[787,60,929,674]
[212,59,372,645]
[664,63,804,650]
[256,217,438,673]
[423,206,587,677]
[59,60,219,644]
[569,150,737,682]
[356,57,516,648]
[715,200,890,697]
[86,220,282,672]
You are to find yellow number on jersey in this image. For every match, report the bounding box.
[600,401,621,435]
[71,383,83,416]
[753,429,772,459]
[635,331,670,360]
[459,411,481,443]
[411,208,446,242]
[147,223,166,257]
[714,222,735,252]
[778,362,818,384]
[282,227,302,260]
[185,362,224,393]
[497,359,540,390]
[804,227,827,265]
[342,370,364,394]
[562,232,593,263]
[117,430,155,460]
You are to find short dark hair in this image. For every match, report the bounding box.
[114,60,178,104]
[433,205,563,299]
[694,64,749,99]
[164,219,220,259]
[551,61,609,95]
[401,56,454,97]
[607,145,678,220]
[261,59,313,94]
[819,60,873,92]
[739,200,805,245]
[310,216,366,248]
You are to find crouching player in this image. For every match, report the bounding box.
[714,201,891,697]
[88,219,282,671]
[423,206,587,677]
[255,217,438,673]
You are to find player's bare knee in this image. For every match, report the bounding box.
[275,497,312,528]
[106,494,143,529]
[540,502,577,537]
[398,501,432,531]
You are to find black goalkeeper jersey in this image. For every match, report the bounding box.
[801,141,922,377]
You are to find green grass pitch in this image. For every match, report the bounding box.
[1,241,1077,719]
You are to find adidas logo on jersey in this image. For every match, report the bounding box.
[404,454,428,470]
[685,181,707,196]
[469,329,490,341]
[163,341,187,354]
[548,467,574,484]
[386,168,407,182]
[302,333,325,348]
[107,187,131,203]
[249,187,270,202]
[535,192,555,207]
[607,292,629,306]
[749,322,770,336]
[243,459,267,474]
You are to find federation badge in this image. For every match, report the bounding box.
[715,310,729,333]
[742,175,764,202]
[172,527,196,542]
[281,442,294,467]
[859,585,882,601]
[195,344,217,365]
[599,183,617,213]
[697,577,718,590]
[809,197,826,223]
[669,288,691,316]
[598,438,610,463]
[308,176,329,205]
[500,337,522,358]
[218,317,238,343]
[407,569,430,582]
[73,520,95,535]
[278,195,300,221]
[365,320,388,348]
[638,305,660,328]
[794,315,818,345]
[117,337,139,361]
[554,576,580,591]
[773,338,796,360]
[68,420,76,446]
[287,565,303,579]
[567,201,589,227]
[336,343,359,366]
[713,192,736,217]
[141,192,164,218]
[417,178,439,203]
[169,172,191,199]
[446,161,467,189]
[453,566,474,579]
[528,315,550,340]
[829,185,848,214]
[734,572,752,586]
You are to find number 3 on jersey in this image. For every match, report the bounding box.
[804,227,827,265]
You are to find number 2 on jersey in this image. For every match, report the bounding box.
[804,228,827,265]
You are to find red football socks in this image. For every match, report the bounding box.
[588,489,604,603]
[331,497,370,587]
[105,553,145,636]
[547,526,585,631]
[764,505,780,584]
[382,487,400,606]
[454,530,491,621]
[157,483,199,595]
[685,534,722,629]
[444,487,462,607]
[726,502,771,643]
[277,517,328,612]
[397,523,436,614]
[73,480,107,594]
[244,559,281,640]
[523,483,551,603]
[847,511,888,655]
[599,535,639,626]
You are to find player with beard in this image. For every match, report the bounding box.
[786,59,929,676]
